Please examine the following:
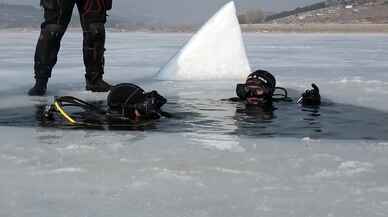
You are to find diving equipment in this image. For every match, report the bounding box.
[107,83,167,119]
[43,83,169,127]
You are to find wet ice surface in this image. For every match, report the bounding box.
[1,32,388,217]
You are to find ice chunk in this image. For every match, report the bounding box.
[157,1,251,80]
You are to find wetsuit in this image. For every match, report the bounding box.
[34,0,112,84]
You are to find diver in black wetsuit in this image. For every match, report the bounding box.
[229,70,321,107]
[42,83,170,128]
[29,0,113,96]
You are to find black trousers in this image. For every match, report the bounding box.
[34,0,112,81]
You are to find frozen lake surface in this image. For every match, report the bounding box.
[0,32,388,217]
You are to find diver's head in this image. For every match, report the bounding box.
[107,83,167,119]
[236,70,276,106]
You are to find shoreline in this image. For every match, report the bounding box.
[241,24,388,33]
[1,24,388,33]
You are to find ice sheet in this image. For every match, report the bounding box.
[157,2,251,80]
[0,32,388,217]
[1,126,388,217]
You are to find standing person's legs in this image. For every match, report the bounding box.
[77,0,111,92]
[29,0,76,96]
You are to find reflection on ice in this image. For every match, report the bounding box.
[307,161,374,179]
[184,132,244,152]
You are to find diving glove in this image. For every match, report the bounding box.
[297,83,321,106]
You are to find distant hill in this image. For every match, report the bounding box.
[265,2,327,22]
[0,3,185,31]
[265,0,388,24]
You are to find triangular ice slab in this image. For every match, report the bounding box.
[156,1,251,80]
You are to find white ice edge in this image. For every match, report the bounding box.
[156,1,251,81]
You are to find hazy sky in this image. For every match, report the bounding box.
[9,0,321,24]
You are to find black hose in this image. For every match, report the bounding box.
[273,87,288,100]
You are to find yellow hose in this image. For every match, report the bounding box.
[54,101,77,124]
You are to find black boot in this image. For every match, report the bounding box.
[86,76,111,92]
[82,23,111,92]
[30,24,66,96]
[28,78,48,96]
